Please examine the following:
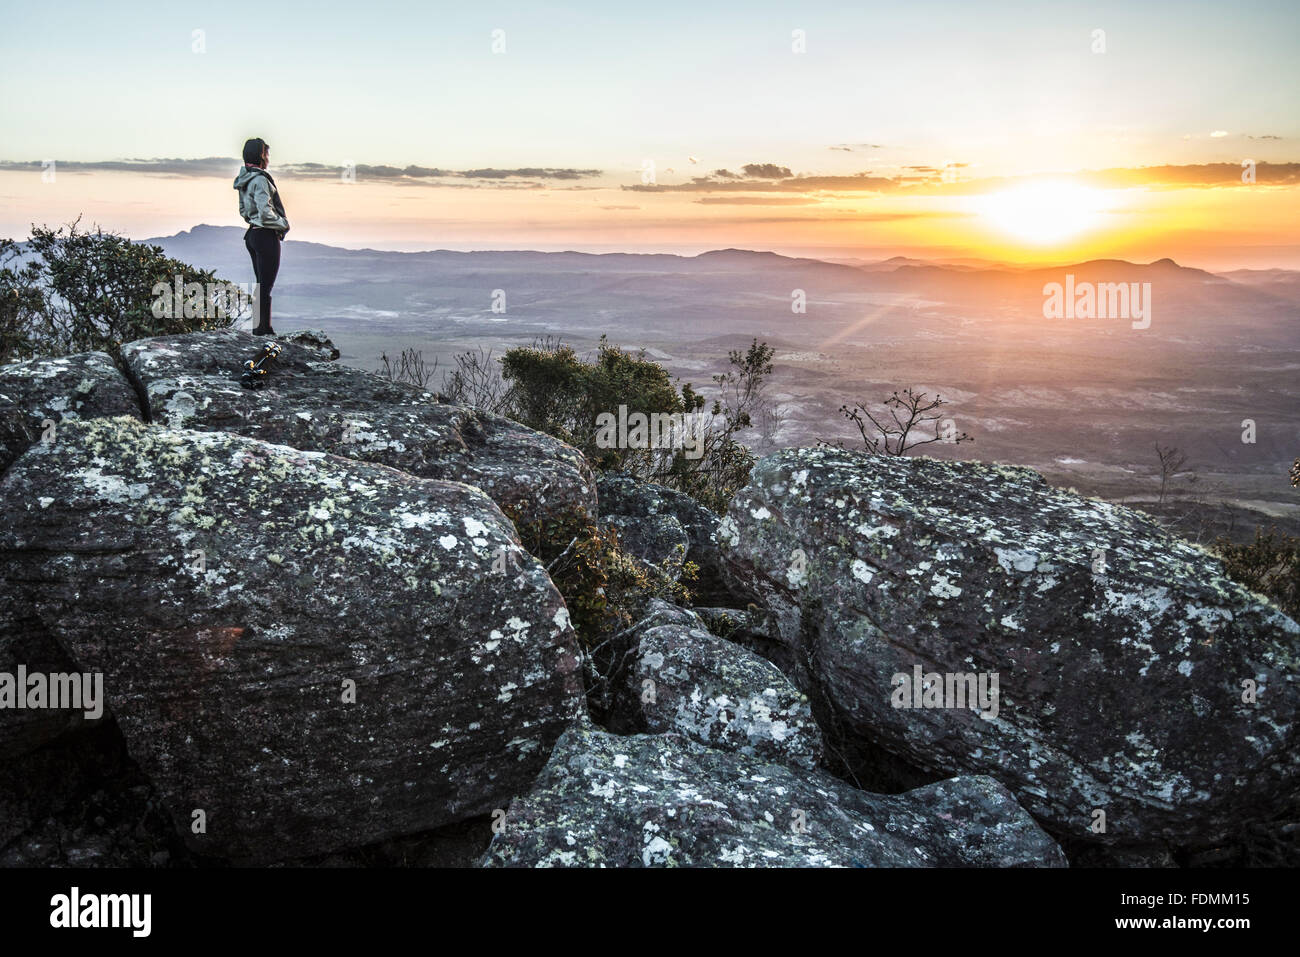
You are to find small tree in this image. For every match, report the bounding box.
[440,345,515,414]
[840,388,972,455]
[1154,444,1191,505]
[713,340,776,440]
[378,347,435,389]
[654,339,777,511]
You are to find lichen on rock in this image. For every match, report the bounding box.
[482,715,1066,867]
[717,445,1300,848]
[121,329,596,528]
[0,415,585,863]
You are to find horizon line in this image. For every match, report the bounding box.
[138,224,1297,275]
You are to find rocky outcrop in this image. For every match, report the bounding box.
[482,717,1066,867]
[717,446,1300,847]
[0,415,584,863]
[279,328,341,360]
[596,472,728,600]
[6,333,1289,869]
[121,330,596,526]
[627,600,823,770]
[0,351,141,472]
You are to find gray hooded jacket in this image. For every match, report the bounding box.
[234,166,290,234]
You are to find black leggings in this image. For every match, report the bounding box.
[244,227,281,329]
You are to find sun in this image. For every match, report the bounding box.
[977,181,1109,245]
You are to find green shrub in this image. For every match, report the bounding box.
[0,219,241,363]
[501,335,777,513]
[1213,526,1299,621]
[501,335,697,471]
[505,505,693,650]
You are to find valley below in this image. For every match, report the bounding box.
[156,226,1300,540]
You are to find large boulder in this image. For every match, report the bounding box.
[0,415,585,863]
[0,351,141,472]
[627,600,824,770]
[717,446,1300,847]
[482,717,1066,867]
[120,330,596,527]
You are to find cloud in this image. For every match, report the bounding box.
[893,163,1300,194]
[679,211,974,226]
[627,161,1300,196]
[0,157,603,183]
[627,171,900,193]
[1075,162,1300,188]
[0,157,241,177]
[695,196,820,205]
[829,143,886,152]
[457,167,601,180]
[286,163,454,179]
[1210,130,1230,137]
[6,156,1297,198]
[742,163,793,179]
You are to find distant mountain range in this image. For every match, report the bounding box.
[142,225,1300,356]
[146,224,1299,290]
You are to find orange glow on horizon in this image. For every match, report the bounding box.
[2,169,1298,271]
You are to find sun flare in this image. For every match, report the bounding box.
[977,182,1110,246]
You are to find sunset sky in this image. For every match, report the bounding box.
[2,0,1298,269]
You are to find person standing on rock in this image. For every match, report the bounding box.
[233,138,290,336]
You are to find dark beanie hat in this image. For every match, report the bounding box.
[242,138,269,165]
